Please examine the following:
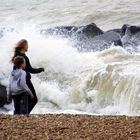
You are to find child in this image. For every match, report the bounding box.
[7,56,34,115]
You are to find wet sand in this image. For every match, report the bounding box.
[0,114,140,140]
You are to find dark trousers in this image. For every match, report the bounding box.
[12,92,28,115]
[26,79,38,113]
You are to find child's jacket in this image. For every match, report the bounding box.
[7,68,31,96]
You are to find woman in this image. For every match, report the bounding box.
[11,39,44,113]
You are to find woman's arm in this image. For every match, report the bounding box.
[20,70,34,99]
[24,55,44,74]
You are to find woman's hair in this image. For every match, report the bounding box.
[11,39,28,62]
[13,56,25,68]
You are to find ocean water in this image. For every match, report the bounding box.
[0,0,140,115]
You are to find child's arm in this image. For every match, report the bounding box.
[20,70,34,98]
[7,75,12,103]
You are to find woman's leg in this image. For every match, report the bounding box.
[26,79,38,113]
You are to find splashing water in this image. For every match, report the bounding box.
[0,25,140,116]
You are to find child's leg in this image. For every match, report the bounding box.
[20,92,29,114]
[12,95,21,115]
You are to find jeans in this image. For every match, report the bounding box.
[12,92,28,115]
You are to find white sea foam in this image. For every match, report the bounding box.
[0,26,140,115]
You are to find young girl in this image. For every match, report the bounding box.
[7,56,34,115]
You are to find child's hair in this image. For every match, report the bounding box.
[13,56,25,68]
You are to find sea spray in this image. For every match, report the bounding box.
[0,25,140,116]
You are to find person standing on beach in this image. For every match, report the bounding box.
[11,39,44,113]
[7,56,34,115]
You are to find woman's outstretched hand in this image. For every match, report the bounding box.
[39,67,45,72]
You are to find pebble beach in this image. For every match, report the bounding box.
[0,114,140,140]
